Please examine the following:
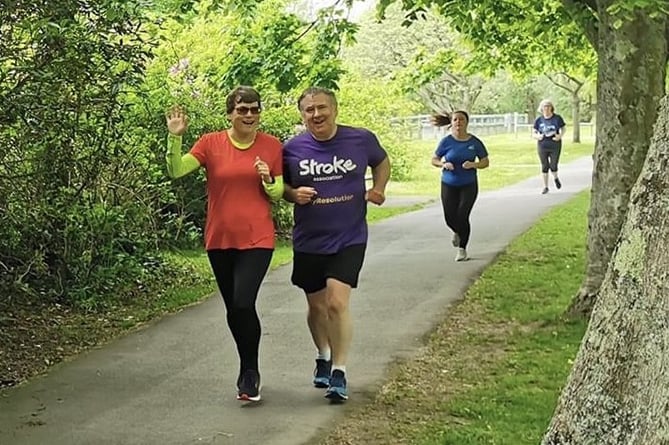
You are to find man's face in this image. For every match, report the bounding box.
[228,101,261,137]
[299,93,337,140]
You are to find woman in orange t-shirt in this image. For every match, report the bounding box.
[165,86,283,402]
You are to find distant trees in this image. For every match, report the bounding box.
[379,0,668,317]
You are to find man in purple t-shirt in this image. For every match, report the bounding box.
[283,86,391,402]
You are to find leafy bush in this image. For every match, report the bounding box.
[0,0,363,309]
[0,0,159,307]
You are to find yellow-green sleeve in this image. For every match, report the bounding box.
[166,134,201,178]
[262,175,284,201]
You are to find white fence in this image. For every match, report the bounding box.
[390,113,596,140]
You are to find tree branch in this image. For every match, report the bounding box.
[557,71,584,87]
[546,72,584,94]
[418,87,452,114]
[287,0,346,46]
[561,0,598,51]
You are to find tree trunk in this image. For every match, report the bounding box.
[566,7,667,318]
[542,94,669,445]
[571,91,581,143]
[526,96,535,124]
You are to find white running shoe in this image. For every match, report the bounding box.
[455,248,468,262]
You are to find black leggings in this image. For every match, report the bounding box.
[440,181,479,249]
[538,146,561,173]
[207,248,273,374]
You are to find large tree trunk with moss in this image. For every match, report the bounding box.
[566,6,667,318]
[542,94,669,444]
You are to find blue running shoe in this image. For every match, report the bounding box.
[313,359,331,388]
[325,369,348,401]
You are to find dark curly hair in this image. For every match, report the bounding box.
[431,110,469,127]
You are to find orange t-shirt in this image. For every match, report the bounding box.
[189,131,283,250]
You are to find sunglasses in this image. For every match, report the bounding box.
[235,106,261,115]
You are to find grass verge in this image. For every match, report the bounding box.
[317,191,590,445]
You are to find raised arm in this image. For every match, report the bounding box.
[165,106,201,178]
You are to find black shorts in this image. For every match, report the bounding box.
[291,244,367,294]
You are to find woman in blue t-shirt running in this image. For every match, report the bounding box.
[431,111,490,262]
[533,99,566,194]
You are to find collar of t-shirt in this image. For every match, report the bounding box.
[227,131,255,150]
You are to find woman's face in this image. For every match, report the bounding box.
[228,101,261,137]
[451,112,469,134]
[542,104,554,117]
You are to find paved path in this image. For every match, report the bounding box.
[0,157,593,445]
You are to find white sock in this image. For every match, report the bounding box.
[317,349,331,361]
[332,365,346,374]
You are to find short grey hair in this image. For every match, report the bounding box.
[297,86,337,111]
[538,99,554,113]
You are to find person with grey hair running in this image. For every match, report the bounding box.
[282,86,391,402]
[533,99,566,194]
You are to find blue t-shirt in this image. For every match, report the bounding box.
[434,134,488,187]
[283,125,388,254]
[534,114,566,150]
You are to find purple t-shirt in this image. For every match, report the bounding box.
[283,125,388,254]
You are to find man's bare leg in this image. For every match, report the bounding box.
[323,278,352,401]
[306,288,329,353]
[325,278,353,368]
[306,288,332,387]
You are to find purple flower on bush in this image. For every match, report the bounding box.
[168,58,190,76]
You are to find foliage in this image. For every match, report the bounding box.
[0,0,160,306]
[137,0,354,244]
[337,70,422,181]
[377,0,593,74]
[0,0,362,307]
[345,3,487,112]
[374,0,597,119]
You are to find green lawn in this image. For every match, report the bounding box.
[421,192,589,444]
[319,191,590,445]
